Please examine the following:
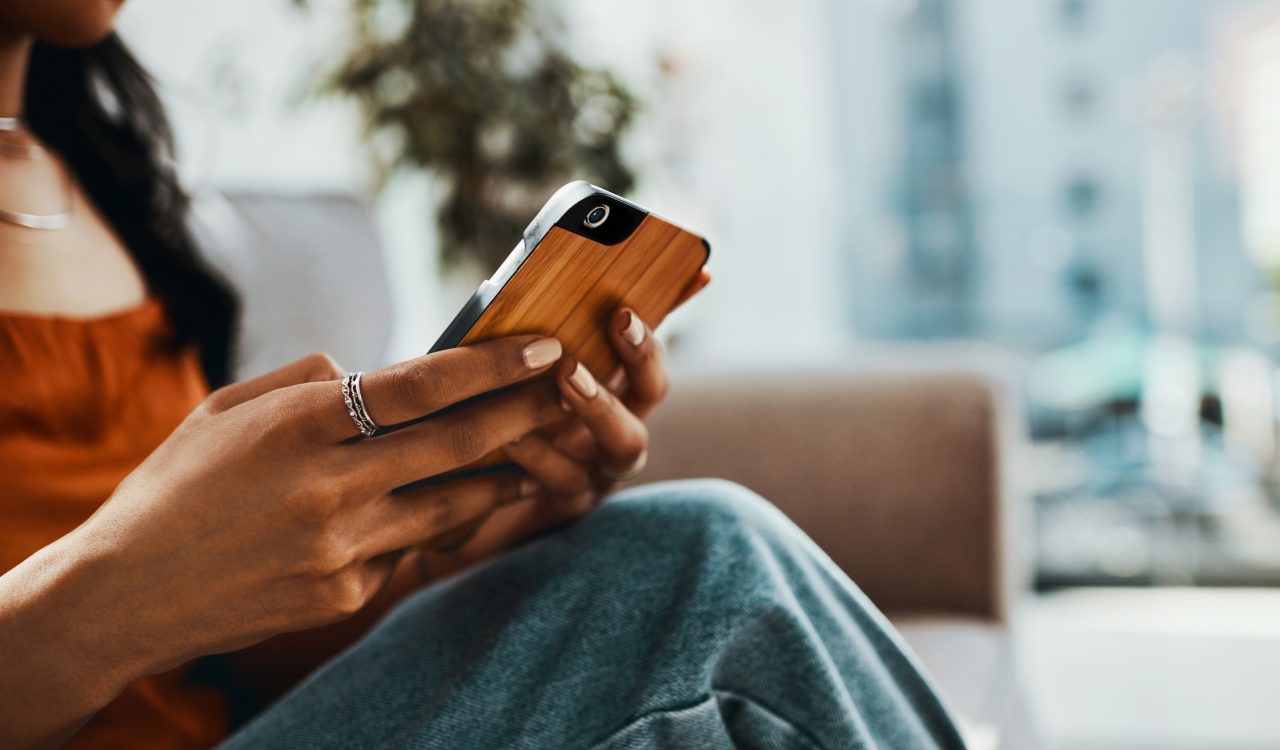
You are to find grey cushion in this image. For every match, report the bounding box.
[191,190,394,380]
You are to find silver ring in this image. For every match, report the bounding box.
[601,450,647,482]
[341,371,380,437]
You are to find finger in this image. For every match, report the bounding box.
[552,419,600,463]
[357,471,527,556]
[304,335,562,442]
[205,353,343,414]
[556,358,649,476]
[421,513,488,554]
[354,379,565,490]
[359,551,401,598]
[504,433,593,516]
[417,494,561,573]
[607,308,667,416]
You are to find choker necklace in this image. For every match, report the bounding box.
[0,114,72,230]
[0,197,72,230]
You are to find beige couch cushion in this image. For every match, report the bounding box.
[638,366,1010,620]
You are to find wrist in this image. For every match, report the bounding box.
[0,530,156,720]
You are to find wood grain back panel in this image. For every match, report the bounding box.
[460,215,707,380]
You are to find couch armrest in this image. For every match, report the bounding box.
[637,365,1015,621]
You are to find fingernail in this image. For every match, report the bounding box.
[523,338,562,369]
[621,310,645,347]
[568,362,599,399]
[519,477,541,497]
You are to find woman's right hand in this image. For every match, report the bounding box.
[0,335,564,747]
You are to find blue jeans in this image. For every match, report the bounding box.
[220,480,966,749]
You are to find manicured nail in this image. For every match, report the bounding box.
[523,338,562,369]
[519,477,541,497]
[621,310,645,347]
[568,362,599,399]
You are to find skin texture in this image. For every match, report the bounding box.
[0,2,713,747]
[0,7,147,319]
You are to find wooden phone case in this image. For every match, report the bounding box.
[429,181,709,470]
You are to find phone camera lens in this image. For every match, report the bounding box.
[583,204,610,228]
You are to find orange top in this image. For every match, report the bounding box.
[0,299,230,749]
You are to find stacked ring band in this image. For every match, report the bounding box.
[341,371,380,437]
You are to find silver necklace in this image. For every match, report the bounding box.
[0,115,72,230]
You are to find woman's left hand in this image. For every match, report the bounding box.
[417,270,710,571]
[503,304,667,518]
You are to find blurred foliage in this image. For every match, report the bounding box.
[295,0,637,271]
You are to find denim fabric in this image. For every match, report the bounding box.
[220,479,967,750]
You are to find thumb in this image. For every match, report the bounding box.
[203,352,346,414]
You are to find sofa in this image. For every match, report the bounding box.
[640,364,1037,749]
[194,191,1038,750]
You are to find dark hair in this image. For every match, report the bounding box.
[24,32,238,387]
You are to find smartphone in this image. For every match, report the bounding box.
[431,181,710,381]
[423,181,709,476]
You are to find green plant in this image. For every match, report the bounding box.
[299,0,638,271]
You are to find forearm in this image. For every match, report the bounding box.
[0,533,152,749]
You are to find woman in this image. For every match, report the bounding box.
[0,2,967,749]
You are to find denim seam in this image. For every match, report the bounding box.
[587,693,719,749]
[712,687,829,750]
[588,690,828,750]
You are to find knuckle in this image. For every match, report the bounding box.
[191,394,222,419]
[517,435,550,463]
[594,386,626,416]
[616,428,649,462]
[480,341,513,380]
[261,393,312,442]
[197,381,244,416]
[568,465,593,494]
[446,419,490,464]
[314,570,368,620]
[303,352,344,381]
[651,371,671,402]
[393,359,453,416]
[629,422,651,454]
[533,385,563,423]
[474,337,529,381]
[388,363,426,412]
[428,493,457,531]
[302,530,357,578]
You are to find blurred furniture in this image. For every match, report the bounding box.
[194,191,1036,750]
[640,366,1035,750]
[191,189,395,380]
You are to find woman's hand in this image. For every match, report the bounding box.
[0,335,566,748]
[506,305,670,515]
[422,270,712,571]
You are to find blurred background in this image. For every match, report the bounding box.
[116,0,1280,748]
